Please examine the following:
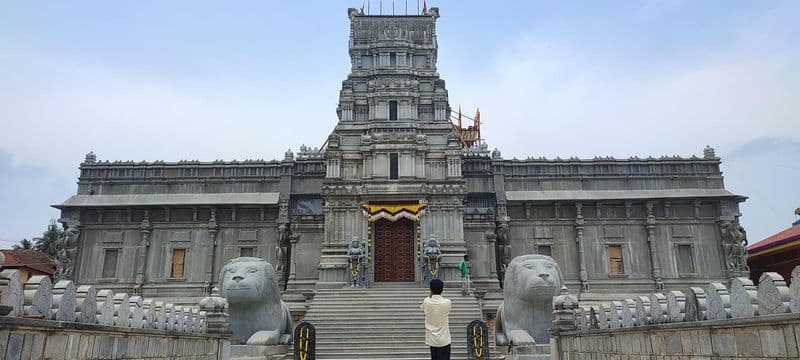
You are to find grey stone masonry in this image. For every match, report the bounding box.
[0,316,229,360]
[551,265,800,359]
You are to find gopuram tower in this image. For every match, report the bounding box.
[316,7,475,288]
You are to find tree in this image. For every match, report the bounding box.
[34,219,63,257]
[14,238,33,250]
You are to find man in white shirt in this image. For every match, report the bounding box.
[420,278,452,360]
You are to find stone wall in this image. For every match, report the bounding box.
[554,314,800,359]
[0,316,228,360]
[551,265,800,359]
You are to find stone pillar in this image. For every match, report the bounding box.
[574,203,589,292]
[199,287,232,337]
[645,202,664,291]
[485,232,498,280]
[205,209,219,295]
[288,232,301,284]
[135,211,151,294]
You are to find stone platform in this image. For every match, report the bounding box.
[230,344,289,360]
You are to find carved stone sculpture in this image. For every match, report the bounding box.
[95,289,115,325]
[346,237,367,287]
[790,266,800,313]
[199,286,230,334]
[597,305,608,329]
[634,296,650,326]
[276,223,290,274]
[220,257,293,345]
[621,299,635,327]
[75,285,96,324]
[609,301,623,329]
[23,275,52,319]
[54,225,80,280]
[705,282,730,320]
[113,293,131,327]
[52,280,76,322]
[165,303,176,331]
[758,272,790,315]
[495,254,562,346]
[666,290,686,322]
[649,293,667,324]
[551,286,578,334]
[720,220,749,275]
[129,296,145,329]
[141,299,155,329]
[729,277,757,318]
[0,269,24,317]
[422,234,442,285]
[154,302,167,330]
[684,287,707,322]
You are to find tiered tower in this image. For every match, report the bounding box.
[316,7,469,287]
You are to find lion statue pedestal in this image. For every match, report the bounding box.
[219,257,293,347]
[495,254,562,360]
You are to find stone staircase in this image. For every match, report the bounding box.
[303,286,494,360]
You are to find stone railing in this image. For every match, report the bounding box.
[0,270,206,332]
[0,268,233,359]
[551,266,800,359]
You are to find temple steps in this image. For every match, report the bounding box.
[303,287,497,359]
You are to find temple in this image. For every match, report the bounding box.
[53,7,748,310]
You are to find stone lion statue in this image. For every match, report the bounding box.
[220,257,293,345]
[495,254,562,346]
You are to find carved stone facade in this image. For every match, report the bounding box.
[54,8,746,307]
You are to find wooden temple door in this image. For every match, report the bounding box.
[373,218,415,282]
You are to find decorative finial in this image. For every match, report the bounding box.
[491,148,502,160]
[84,151,97,164]
[703,145,716,159]
[284,149,294,161]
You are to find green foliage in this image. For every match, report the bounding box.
[14,238,33,250]
[34,219,63,257]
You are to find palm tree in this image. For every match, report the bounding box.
[13,238,33,250]
[34,219,62,257]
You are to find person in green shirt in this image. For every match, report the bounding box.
[459,254,471,295]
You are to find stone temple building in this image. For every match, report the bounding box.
[53,7,748,308]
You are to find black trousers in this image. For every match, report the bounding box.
[429,344,451,360]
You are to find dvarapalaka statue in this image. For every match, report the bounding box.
[219,257,293,345]
[495,254,563,346]
[347,237,367,287]
[422,234,442,285]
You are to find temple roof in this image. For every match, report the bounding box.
[505,189,743,202]
[53,193,280,208]
[747,222,800,256]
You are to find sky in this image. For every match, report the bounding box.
[0,0,798,247]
